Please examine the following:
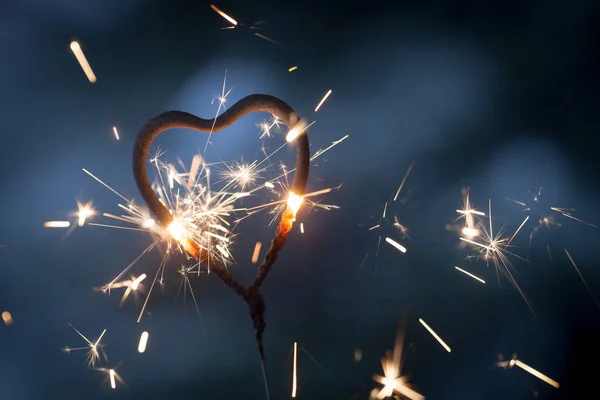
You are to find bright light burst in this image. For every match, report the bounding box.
[63,324,107,369]
[372,331,425,400]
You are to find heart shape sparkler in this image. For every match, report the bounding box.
[133,94,310,399]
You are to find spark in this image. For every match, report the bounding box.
[44,221,70,228]
[310,134,349,161]
[64,324,107,368]
[453,188,485,237]
[369,224,380,231]
[257,116,282,139]
[385,237,407,253]
[418,318,451,353]
[372,331,425,400]
[2,311,13,326]
[498,355,560,388]
[138,331,149,353]
[69,41,96,83]
[506,186,596,248]
[354,348,363,362]
[288,66,298,72]
[96,367,125,390]
[460,199,534,315]
[314,89,332,112]
[253,33,282,46]
[75,200,95,227]
[205,70,233,153]
[454,266,485,284]
[300,222,304,233]
[210,4,238,25]
[112,127,120,140]
[564,249,600,309]
[393,161,415,202]
[286,119,311,142]
[251,242,262,264]
[292,341,298,397]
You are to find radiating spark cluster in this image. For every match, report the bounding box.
[372,331,425,400]
[369,162,414,257]
[63,324,107,369]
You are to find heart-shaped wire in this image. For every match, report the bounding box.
[133,94,310,399]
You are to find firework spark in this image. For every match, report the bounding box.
[497,355,560,388]
[292,341,298,397]
[314,89,332,112]
[459,199,534,315]
[44,221,70,228]
[69,41,96,83]
[113,127,120,140]
[138,331,149,353]
[372,331,425,400]
[418,318,451,353]
[455,266,485,284]
[63,324,107,368]
[210,4,238,26]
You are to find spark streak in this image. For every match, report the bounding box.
[251,242,262,264]
[210,4,238,25]
[138,331,149,353]
[500,357,560,388]
[69,41,97,83]
[393,161,415,202]
[292,341,298,397]
[418,318,451,353]
[288,66,298,72]
[109,369,116,389]
[385,237,407,253]
[314,89,332,112]
[454,266,485,284]
[44,221,70,228]
[113,127,120,140]
[565,249,600,309]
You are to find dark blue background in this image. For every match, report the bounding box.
[1,1,599,398]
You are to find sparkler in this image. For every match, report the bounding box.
[132,93,310,400]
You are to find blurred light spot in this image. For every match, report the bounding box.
[2,311,13,326]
